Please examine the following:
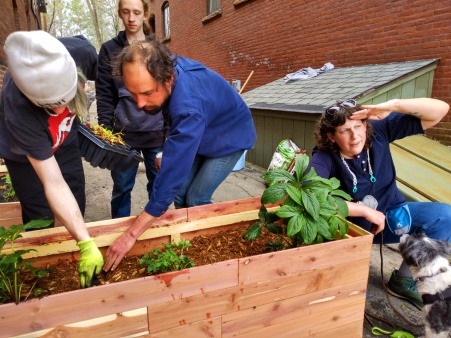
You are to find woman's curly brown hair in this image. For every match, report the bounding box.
[314,100,373,152]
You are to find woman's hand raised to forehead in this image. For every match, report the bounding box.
[350,100,395,121]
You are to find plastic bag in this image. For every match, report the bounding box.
[267,139,302,172]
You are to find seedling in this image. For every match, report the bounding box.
[139,240,195,274]
[244,154,352,248]
[84,122,125,146]
[0,219,53,304]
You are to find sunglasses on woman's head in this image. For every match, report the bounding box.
[325,99,357,116]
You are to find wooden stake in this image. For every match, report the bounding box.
[239,70,254,94]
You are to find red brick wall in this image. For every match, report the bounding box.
[0,0,41,90]
[150,0,451,144]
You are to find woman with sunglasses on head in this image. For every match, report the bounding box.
[310,97,451,309]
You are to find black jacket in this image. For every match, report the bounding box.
[58,35,98,81]
[96,31,165,148]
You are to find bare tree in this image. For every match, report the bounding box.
[43,0,119,49]
[103,0,120,34]
[44,0,65,34]
[84,0,103,46]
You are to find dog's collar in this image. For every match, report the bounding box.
[416,267,448,282]
[422,287,451,305]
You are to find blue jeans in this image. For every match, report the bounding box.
[375,202,451,244]
[173,150,244,208]
[111,146,163,218]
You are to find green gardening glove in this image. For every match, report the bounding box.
[77,238,104,288]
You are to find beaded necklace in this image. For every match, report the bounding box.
[340,148,376,193]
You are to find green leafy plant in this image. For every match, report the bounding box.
[244,154,352,248]
[1,174,16,201]
[0,219,53,304]
[139,240,195,274]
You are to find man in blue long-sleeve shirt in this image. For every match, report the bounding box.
[103,39,256,271]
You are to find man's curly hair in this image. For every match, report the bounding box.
[113,39,176,86]
[314,100,373,152]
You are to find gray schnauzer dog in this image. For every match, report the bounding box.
[399,233,451,338]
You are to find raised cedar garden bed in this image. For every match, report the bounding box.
[0,197,373,337]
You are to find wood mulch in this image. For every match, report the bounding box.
[14,226,283,303]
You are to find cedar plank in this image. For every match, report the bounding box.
[239,232,373,285]
[310,321,363,337]
[0,260,238,337]
[223,299,364,337]
[3,208,265,259]
[221,281,366,335]
[147,259,369,332]
[187,197,261,221]
[33,308,148,337]
[390,145,451,203]
[147,317,222,337]
[2,198,277,259]
[392,134,451,173]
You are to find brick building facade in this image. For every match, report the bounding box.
[149,0,451,144]
[0,0,42,89]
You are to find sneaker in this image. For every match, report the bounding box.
[387,270,423,309]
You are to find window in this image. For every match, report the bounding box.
[162,2,170,39]
[207,0,220,14]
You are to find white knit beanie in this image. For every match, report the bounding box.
[4,30,77,108]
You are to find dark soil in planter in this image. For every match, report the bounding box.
[14,227,280,303]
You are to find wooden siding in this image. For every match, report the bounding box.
[248,110,317,169]
[360,63,436,104]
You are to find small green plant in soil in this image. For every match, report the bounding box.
[139,240,195,274]
[84,122,125,146]
[0,174,16,201]
[0,219,53,304]
[244,154,352,249]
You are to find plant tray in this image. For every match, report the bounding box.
[78,124,143,171]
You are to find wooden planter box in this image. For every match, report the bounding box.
[0,197,373,337]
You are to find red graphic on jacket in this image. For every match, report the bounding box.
[48,108,76,152]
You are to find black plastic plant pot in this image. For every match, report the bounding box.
[78,124,144,171]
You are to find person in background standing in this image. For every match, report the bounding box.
[96,0,166,219]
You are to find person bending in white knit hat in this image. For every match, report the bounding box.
[0,30,103,288]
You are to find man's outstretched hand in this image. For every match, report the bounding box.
[103,232,137,272]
